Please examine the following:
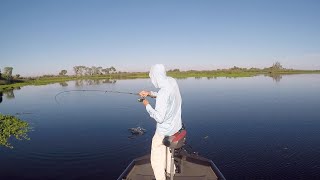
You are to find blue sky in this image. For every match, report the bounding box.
[1,0,320,76]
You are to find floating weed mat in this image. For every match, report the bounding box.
[129,126,146,135]
[128,126,146,139]
[0,114,31,148]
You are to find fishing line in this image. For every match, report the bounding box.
[54,89,147,134]
[54,89,139,104]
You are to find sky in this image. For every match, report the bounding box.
[1,0,320,76]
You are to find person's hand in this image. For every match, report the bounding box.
[139,90,150,98]
[143,99,149,106]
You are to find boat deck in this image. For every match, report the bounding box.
[118,150,225,180]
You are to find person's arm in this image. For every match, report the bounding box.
[145,90,168,124]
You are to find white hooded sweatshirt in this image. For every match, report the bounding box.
[146,64,182,136]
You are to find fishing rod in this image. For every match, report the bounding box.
[54,89,147,104]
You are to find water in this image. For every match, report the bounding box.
[1,75,320,180]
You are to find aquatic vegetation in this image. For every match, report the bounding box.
[128,126,146,135]
[0,114,30,148]
[128,126,147,139]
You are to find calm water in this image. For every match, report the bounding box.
[1,75,320,180]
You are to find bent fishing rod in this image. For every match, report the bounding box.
[54,89,149,104]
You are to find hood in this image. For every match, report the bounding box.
[149,64,168,88]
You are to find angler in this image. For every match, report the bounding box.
[139,64,183,180]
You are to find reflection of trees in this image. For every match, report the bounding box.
[206,76,217,80]
[105,79,117,84]
[3,89,15,99]
[75,79,84,87]
[4,90,15,99]
[0,87,21,103]
[87,79,101,86]
[59,82,68,87]
[266,73,282,82]
[75,79,117,87]
[0,114,30,148]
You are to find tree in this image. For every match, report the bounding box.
[59,70,67,76]
[110,66,116,73]
[102,68,110,75]
[168,69,180,72]
[80,66,86,76]
[85,67,92,76]
[0,69,2,79]
[15,74,20,78]
[73,66,81,76]
[97,66,103,75]
[91,66,97,75]
[91,66,102,75]
[3,67,13,81]
[230,66,240,70]
[271,62,283,70]
[74,65,117,76]
[73,66,86,76]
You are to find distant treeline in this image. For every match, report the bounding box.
[72,66,117,76]
[2,62,320,80]
[168,62,304,73]
[1,62,320,90]
[55,66,118,77]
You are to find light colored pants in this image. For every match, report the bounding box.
[151,133,175,180]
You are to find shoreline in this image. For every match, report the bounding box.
[1,70,320,92]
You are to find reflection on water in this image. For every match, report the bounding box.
[206,76,217,80]
[74,79,116,87]
[4,89,15,99]
[59,82,68,87]
[191,74,284,82]
[266,73,283,82]
[0,79,117,103]
[0,88,19,103]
